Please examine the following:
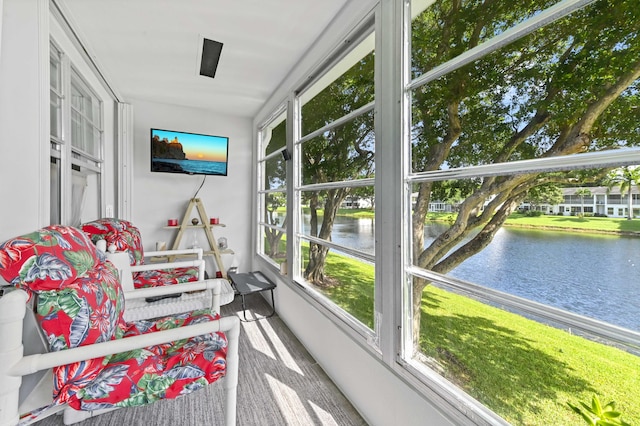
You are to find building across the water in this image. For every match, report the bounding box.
[521,186,640,218]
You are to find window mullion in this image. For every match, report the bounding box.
[289,96,301,281]
[374,0,407,363]
[60,53,72,225]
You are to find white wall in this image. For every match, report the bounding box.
[131,99,252,276]
[0,0,117,243]
[0,0,47,241]
[0,0,4,59]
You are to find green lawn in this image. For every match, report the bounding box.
[420,286,640,425]
[296,228,640,426]
[504,213,640,234]
[298,243,639,425]
[270,208,640,423]
[309,249,375,329]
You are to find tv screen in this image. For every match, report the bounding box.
[151,128,228,176]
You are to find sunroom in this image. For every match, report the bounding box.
[1,0,639,425]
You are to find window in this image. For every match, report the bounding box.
[50,41,103,226]
[70,69,101,158]
[404,0,640,424]
[258,106,288,267]
[294,24,376,331]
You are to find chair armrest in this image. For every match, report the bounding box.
[123,278,227,315]
[144,248,203,259]
[8,315,240,377]
[123,279,221,301]
[131,259,203,272]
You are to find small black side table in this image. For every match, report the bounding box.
[228,271,276,321]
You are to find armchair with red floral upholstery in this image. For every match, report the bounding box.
[81,218,234,321]
[0,225,239,425]
[81,218,207,288]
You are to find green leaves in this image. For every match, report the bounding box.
[568,395,631,426]
[64,250,95,277]
[37,289,82,319]
[108,348,151,363]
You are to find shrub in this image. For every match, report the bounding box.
[568,395,631,426]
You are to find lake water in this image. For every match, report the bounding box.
[302,216,640,331]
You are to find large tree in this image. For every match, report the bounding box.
[408,0,640,345]
[301,53,375,284]
[526,184,564,213]
[295,0,640,347]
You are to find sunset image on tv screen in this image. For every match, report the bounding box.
[151,128,228,176]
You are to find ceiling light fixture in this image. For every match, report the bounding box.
[199,38,223,79]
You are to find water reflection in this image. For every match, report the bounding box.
[449,225,640,331]
[301,215,375,253]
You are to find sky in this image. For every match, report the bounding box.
[152,129,228,162]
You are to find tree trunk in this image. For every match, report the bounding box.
[412,276,428,347]
[304,188,348,285]
[265,209,285,256]
[265,229,284,257]
[306,243,330,283]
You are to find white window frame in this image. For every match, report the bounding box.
[257,104,289,269]
[290,16,378,344]
[49,38,104,226]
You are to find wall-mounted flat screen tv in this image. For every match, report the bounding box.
[151,128,228,176]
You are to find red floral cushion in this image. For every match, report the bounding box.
[56,310,228,410]
[0,225,102,290]
[133,266,200,289]
[37,262,126,351]
[0,226,127,351]
[81,219,144,266]
[82,218,202,289]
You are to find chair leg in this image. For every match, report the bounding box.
[63,407,120,425]
[222,316,240,426]
[0,290,28,426]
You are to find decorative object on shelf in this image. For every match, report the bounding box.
[192,218,200,225]
[191,230,200,249]
[218,237,228,250]
[168,218,178,226]
[210,217,220,224]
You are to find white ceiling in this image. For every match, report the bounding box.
[56,0,349,118]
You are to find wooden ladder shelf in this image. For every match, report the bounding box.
[167,198,232,278]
